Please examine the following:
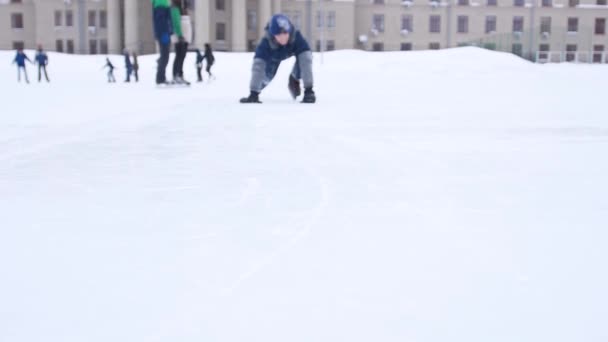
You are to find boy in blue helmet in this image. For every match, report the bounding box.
[240,14,316,104]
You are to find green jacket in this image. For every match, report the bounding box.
[152,0,170,8]
[171,6,182,37]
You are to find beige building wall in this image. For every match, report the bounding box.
[1,0,607,63]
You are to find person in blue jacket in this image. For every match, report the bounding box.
[152,0,173,85]
[13,48,33,84]
[124,49,133,82]
[35,45,50,82]
[240,14,316,104]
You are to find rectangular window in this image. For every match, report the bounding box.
[316,11,324,28]
[100,39,108,54]
[216,0,225,11]
[514,0,525,6]
[11,13,24,29]
[216,22,226,40]
[373,14,384,32]
[596,18,606,35]
[11,0,23,3]
[568,18,578,32]
[67,40,74,54]
[88,10,96,27]
[401,15,413,32]
[12,41,24,50]
[569,0,579,6]
[539,43,550,60]
[457,16,469,33]
[429,42,441,50]
[327,11,336,29]
[315,40,321,52]
[99,10,107,29]
[540,17,551,34]
[247,10,257,31]
[56,39,63,52]
[512,43,523,56]
[593,45,605,63]
[372,42,384,51]
[373,0,385,3]
[326,40,335,51]
[66,10,73,27]
[54,10,62,27]
[542,0,552,6]
[566,44,577,61]
[513,16,524,32]
[89,40,97,54]
[430,15,441,33]
[485,16,497,33]
[598,0,607,4]
[292,11,302,29]
[487,0,497,5]
[401,42,412,51]
[458,0,469,5]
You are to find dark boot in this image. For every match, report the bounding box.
[301,87,316,104]
[240,91,262,103]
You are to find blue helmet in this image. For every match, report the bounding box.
[269,14,292,35]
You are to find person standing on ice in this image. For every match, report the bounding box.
[171,0,192,85]
[195,43,215,82]
[124,49,133,82]
[132,53,140,82]
[13,48,33,84]
[35,45,50,83]
[240,14,315,104]
[152,0,173,85]
[104,57,116,83]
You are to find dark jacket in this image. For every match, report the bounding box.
[35,52,48,66]
[14,52,31,67]
[254,26,311,63]
[152,6,173,44]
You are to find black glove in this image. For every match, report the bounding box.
[240,91,261,103]
[301,88,316,104]
[288,75,301,99]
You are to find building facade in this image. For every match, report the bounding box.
[1,0,607,62]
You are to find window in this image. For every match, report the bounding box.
[89,40,97,54]
[88,10,96,27]
[65,10,73,27]
[429,42,441,50]
[401,15,413,32]
[593,45,605,63]
[372,42,384,51]
[513,16,524,32]
[12,41,24,50]
[457,16,469,33]
[373,14,384,32]
[373,0,385,3]
[247,10,257,31]
[512,43,523,56]
[216,22,226,40]
[542,0,552,6]
[326,40,335,51]
[514,0,525,6]
[485,16,497,33]
[54,10,62,27]
[540,17,551,34]
[569,0,579,6]
[216,0,225,11]
[100,39,108,54]
[247,40,256,52]
[487,0,497,5]
[596,18,606,35]
[99,10,107,29]
[430,15,441,33]
[316,40,321,52]
[598,0,607,4]
[327,11,336,29]
[292,11,302,29]
[568,17,578,32]
[458,0,469,5]
[11,13,24,29]
[316,11,324,28]
[539,43,550,60]
[566,44,577,61]
[401,42,412,51]
[11,0,23,3]
[67,40,74,54]
[56,39,63,52]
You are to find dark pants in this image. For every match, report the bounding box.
[107,70,116,82]
[17,66,29,83]
[173,41,188,79]
[134,67,139,82]
[196,65,203,82]
[38,65,49,82]
[125,67,133,82]
[156,42,171,84]
[261,59,300,91]
[206,62,214,76]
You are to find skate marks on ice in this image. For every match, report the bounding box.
[221,170,331,296]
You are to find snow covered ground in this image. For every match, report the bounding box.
[1,48,607,342]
